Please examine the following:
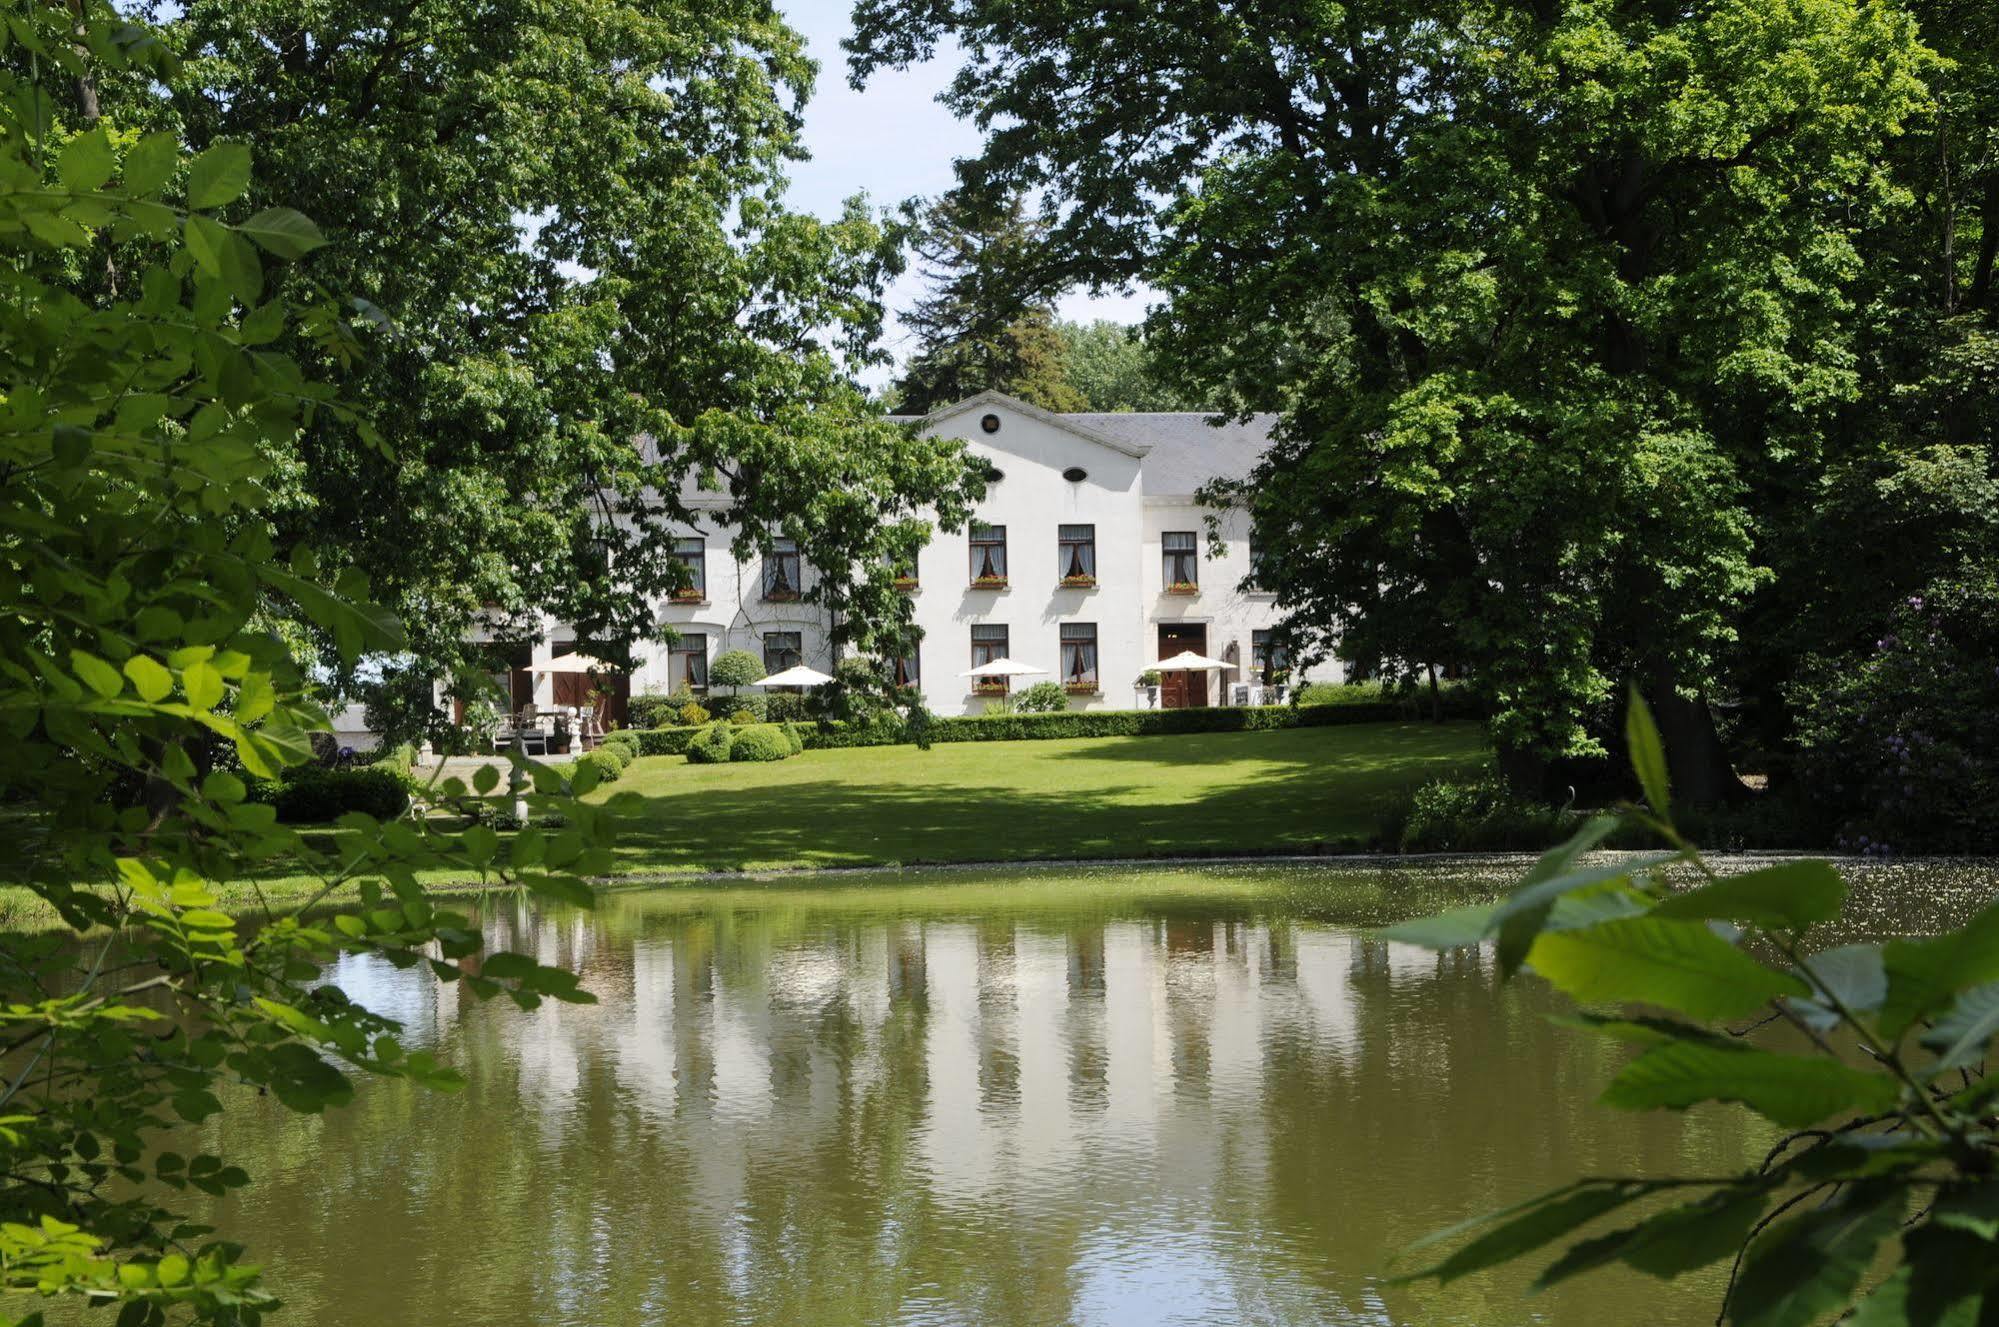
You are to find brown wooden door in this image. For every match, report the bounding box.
[1157,624,1208,708]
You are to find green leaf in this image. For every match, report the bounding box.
[238,207,326,258]
[1535,1186,1768,1289]
[1653,862,1847,931]
[58,127,114,192]
[1398,1183,1655,1285]
[70,650,123,700]
[1931,1185,1999,1242]
[1883,903,1999,1038]
[123,655,174,703]
[181,661,225,713]
[184,213,228,278]
[1603,1042,1901,1128]
[123,130,180,195]
[1922,982,1999,1072]
[1728,1185,1903,1327]
[1526,916,1806,1020]
[1379,902,1497,949]
[219,229,263,304]
[1624,687,1670,816]
[254,564,405,663]
[186,142,251,209]
[1491,842,1681,978]
[1788,945,1887,1032]
[23,210,90,248]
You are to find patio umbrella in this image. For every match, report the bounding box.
[1154,650,1236,672]
[536,651,618,673]
[755,664,835,688]
[959,657,1048,678]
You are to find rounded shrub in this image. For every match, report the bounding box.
[579,749,624,783]
[601,732,639,762]
[1015,680,1069,713]
[730,708,760,726]
[678,701,710,726]
[687,721,734,764]
[781,721,805,755]
[730,724,794,762]
[709,649,765,692]
[592,742,632,775]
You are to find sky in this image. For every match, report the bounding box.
[776,0,1155,372]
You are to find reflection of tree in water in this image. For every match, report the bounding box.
[164,873,1798,1327]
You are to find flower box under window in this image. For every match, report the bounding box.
[669,589,706,603]
[1064,682,1100,695]
[892,576,920,592]
[972,679,1010,695]
[763,589,801,603]
[1060,574,1097,589]
[1165,581,1200,595]
[969,575,1009,591]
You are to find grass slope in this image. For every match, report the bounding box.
[604,721,1487,874]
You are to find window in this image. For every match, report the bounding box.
[1058,524,1096,584]
[671,537,706,600]
[969,522,1008,585]
[970,624,1010,692]
[763,631,802,673]
[892,648,920,689]
[1252,629,1289,685]
[1060,623,1099,691]
[670,633,708,692]
[1163,532,1199,590]
[763,537,801,601]
[1247,536,1270,591]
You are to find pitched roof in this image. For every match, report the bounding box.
[897,392,1279,495]
[1068,411,1278,494]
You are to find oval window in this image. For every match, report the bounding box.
[1062,466,1088,483]
[980,413,1002,434]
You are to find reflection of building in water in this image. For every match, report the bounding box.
[1064,926,1109,1113]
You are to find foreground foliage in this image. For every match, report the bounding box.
[0,6,610,1319]
[1388,697,1999,1323]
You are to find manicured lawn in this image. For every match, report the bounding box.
[601,721,1488,874]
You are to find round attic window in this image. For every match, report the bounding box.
[980,413,1001,433]
[1062,466,1088,482]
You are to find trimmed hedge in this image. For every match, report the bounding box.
[730,724,796,762]
[623,697,1473,760]
[266,766,413,823]
[687,722,734,764]
[781,721,805,755]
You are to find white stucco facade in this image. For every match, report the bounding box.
[601,392,1341,718]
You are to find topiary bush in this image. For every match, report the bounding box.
[574,748,625,784]
[1014,680,1069,713]
[729,723,795,762]
[730,707,760,725]
[267,766,414,824]
[678,701,710,726]
[687,721,734,764]
[709,649,765,694]
[781,720,806,755]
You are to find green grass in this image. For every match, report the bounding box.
[0,722,1487,929]
[601,720,1488,874]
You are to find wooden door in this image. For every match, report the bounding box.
[1157,624,1208,708]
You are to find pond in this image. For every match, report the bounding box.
[174,859,1996,1325]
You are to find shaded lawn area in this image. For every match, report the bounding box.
[601,721,1489,874]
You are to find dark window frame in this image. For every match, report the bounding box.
[970,624,1010,692]
[762,537,802,602]
[763,631,803,674]
[670,632,709,692]
[671,537,707,601]
[1058,524,1097,584]
[1163,531,1199,589]
[969,522,1008,585]
[1060,622,1099,691]
[1251,629,1289,685]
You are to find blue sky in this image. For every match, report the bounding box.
[778,0,1154,369]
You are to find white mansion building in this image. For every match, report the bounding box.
[453,391,1342,728]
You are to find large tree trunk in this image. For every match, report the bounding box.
[1647,671,1747,806]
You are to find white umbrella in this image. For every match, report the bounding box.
[536,651,618,673]
[1154,650,1236,672]
[755,664,835,688]
[959,657,1048,678]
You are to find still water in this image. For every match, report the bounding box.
[183,859,1990,1325]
